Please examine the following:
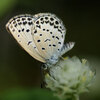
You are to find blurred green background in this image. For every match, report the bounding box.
[0,0,100,100]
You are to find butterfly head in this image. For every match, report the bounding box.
[46,54,59,65]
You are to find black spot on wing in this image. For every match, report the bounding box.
[50,17,54,21]
[36,21,39,24]
[61,35,63,38]
[58,29,62,33]
[13,17,17,20]
[54,25,58,28]
[50,32,52,34]
[8,15,34,27]
[14,24,17,27]
[43,29,45,31]
[45,21,49,24]
[22,28,24,31]
[53,44,56,47]
[52,36,55,38]
[56,36,59,40]
[18,35,20,37]
[23,21,27,25]
[42,48,45,50]
[36,25,41,29]
[28,41,32,45]
[22,18,26,21]
[18,30,21,32]
[50,22,54,26]
[28,22,33,25]
[40,18,43,21]
[18,22,22,25]
[46,29,49,32]
[58,42,61,44]
[37,40,41,42]
[45,17,48,20]
[17,19,20,22]
[55,21,59,24]
[27,17,32,21]
[34,30,37,33]
[13,21,16,24]
[44,39,50,42]
[41,21,44,24]
[49,44,51,46]
[26,29,30,32]
[40,34,42,36]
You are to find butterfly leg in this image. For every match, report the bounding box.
[40,64,47,88]
[60,56,65,60]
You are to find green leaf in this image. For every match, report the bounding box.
[0,0,17,18]
[0,88,59,100]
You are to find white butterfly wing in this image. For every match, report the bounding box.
[32,13,66,60]
[61,42,75,56]
[6,14,45,63]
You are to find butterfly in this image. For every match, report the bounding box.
[6,13,75,67]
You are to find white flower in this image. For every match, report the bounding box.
[45,56,95,100]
